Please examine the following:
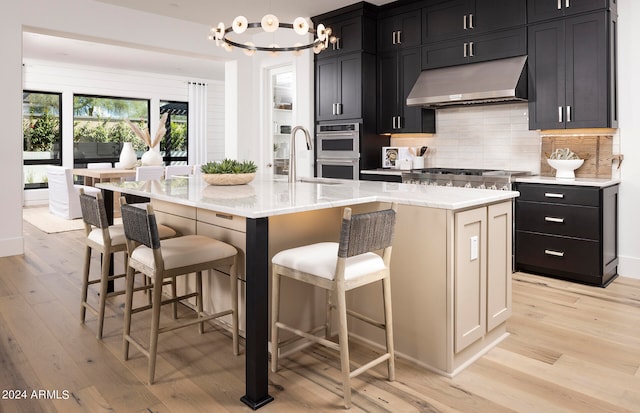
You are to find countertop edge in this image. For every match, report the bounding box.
[515,176,621,187]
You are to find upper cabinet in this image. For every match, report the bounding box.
[378,9,422,52]
[422,0,526,44]
[528,11,618,129]
[313,3,377,123]
[421,0,526,69]
[527,0,612,23]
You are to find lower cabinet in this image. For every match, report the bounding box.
[454,202,512,353]
[515,182,619,286]
[347,201,513,376]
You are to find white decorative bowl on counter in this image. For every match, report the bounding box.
[202,173,256,186]
[546,158,584,179]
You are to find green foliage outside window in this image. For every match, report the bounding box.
[23,112,60,152]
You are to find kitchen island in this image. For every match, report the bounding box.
[97,174,518,409]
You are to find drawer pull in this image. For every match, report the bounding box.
[544,192,565,199]
[215,213,234,220]
[545,249,565,257]
[544,216,565,223]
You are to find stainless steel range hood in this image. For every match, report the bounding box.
[406,55,527,108]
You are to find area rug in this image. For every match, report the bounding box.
[22,206,85,233]
[22,206,122,234]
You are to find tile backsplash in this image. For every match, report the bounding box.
[391,103,542,174]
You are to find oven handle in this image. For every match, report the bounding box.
[317,131,359,137]
[317,158,359,164]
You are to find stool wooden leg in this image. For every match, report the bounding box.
[80,245,92,323]
[196,271,204,334]
[325,289,333,339]
[230,262,239,356]
[382,276,395,381]
[96,249,111,340]
[336,283,352,409]
[148,272,163,384]
[171,276,178,319]
[270,269,281,373]
[122,265,136,361]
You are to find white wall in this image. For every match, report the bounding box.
[617,0,640,278]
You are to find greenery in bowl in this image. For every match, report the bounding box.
[200,159,257,174]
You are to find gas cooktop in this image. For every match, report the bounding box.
[408,168,530,177]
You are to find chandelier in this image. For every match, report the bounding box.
[208,15,336,56]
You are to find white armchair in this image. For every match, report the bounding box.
[46,165,100,220]
[135,166,165,181]
[164,164,193,179]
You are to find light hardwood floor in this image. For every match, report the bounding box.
[1,220,639,412]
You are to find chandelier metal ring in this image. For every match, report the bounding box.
[221,23,323,52]
[209,16,335,55]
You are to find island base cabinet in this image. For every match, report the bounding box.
[347,201,512,377]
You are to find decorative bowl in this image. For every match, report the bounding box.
[546,159,584,179]
[202,172,256,186]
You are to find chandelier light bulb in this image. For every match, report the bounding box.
[261,14,279,32]
[215,22,225,40]
[316,24,326,41]
[232,15,248,34]
[293,17,309,35]
[313,42,325,54]
[243,42,256,56]
[268,44,280,56]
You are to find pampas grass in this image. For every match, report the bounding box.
[126,113,168,148]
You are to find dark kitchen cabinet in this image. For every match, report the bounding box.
[528,11,617,129]
[422,0,526,44]
[422,27,526,69]
[315,53,363,121]
[527,0,611,24]
[378,9,422,53]
[379,47,435,134]
[313,3,377,123]
[515,182,619,287]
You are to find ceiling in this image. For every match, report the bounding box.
[23,0,394,80]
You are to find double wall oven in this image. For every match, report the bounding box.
[316,123,360,180]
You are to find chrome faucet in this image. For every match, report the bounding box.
[288,126,313,183]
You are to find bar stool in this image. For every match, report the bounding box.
[79,189,177,339]
[271,203,398,408]
[119,199,239,384]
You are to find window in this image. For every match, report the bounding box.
[23,91,62,189]
[73,94,149,167]
[160,101,188,165]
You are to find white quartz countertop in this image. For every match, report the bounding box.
[515,175,621,187]
[97,173,518,219]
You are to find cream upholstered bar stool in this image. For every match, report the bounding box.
[78,189,177,339]
[119,199,239,384]
[271,203,398,408]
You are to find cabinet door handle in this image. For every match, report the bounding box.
[468,14,474,29]
[332,103,336,115]
[397,30,401,45]
[557,0,562,9]
[463,42,468,57]
[567,105,572,122]
[544,192,565,199]
[463,14,467,30]
[392,31,396,45]
[338,103,343,115]
[545,249,565,257]
[558,106,564,123]
[545,216,565,223]
[392,116,396,129]
[469,41,474,57]
[397,116,402,129]
[215,213,234,220]
[566,0,570,8]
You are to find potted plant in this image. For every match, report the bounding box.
[200,159,257,185]
[546,148,584,179]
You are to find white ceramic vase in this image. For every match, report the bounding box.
[141,147,163,166]
[118,142,137,169]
